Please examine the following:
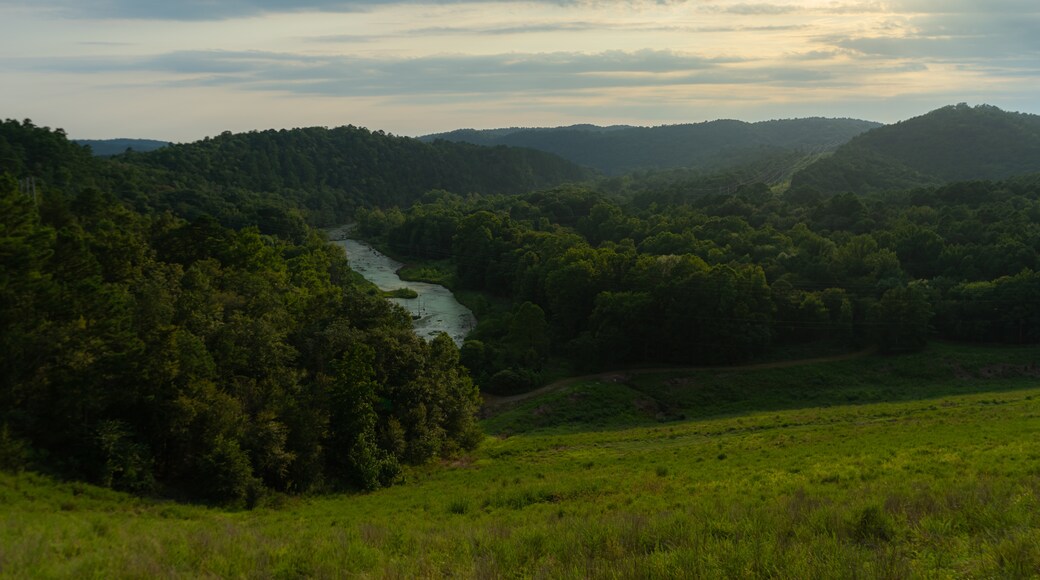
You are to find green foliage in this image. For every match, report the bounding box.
[0,119,97,189]
[94,421,155,494]
[376,166,1040,380]
[791,104,1040,194]
[938,270,1040,344]
[195,436,259,504]
[506,302,550,363]
[327,343,399,491]
[869,284,933,353]
[0,122,484,503]
[488,368,541,396]
[7,109,1040,524]
[125,126,591,226]
[0,424,29,471]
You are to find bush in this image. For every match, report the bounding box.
[196,436,259,504]
[487,368,541,396]
[94,421,155,494]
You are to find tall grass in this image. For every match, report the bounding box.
[3,342,1040,578]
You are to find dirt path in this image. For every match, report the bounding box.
[481,347,877,409]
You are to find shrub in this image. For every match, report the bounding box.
[487,368,540,396]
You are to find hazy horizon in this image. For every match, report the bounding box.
[3,0,1038,142]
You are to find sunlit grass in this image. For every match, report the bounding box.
[3,343,1040,577]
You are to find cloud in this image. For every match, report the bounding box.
[700,0,886,16]
[9,0,681,21]
[832,7,1040,61]
[894,0,1040,14]
[404,21,807,36]
[785,49,851,61]
[4,48,846,99]
[822,1,885,14]
[408,22,609,36]
[720,3,799,15]
[8,0,437,20]
[304,34,381,43]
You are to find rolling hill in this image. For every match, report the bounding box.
[790,104,1040,195]
[5,343,1040,577]
[124,125,593,221]
[422,118,881,175]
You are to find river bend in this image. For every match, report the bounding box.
[330,226,476,346]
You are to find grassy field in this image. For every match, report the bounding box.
[4,343,1040,578]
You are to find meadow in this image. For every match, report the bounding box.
[3,342,1040,578]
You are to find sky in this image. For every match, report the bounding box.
[1,0,1037,141]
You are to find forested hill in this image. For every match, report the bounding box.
[1,120,483,505]
[123,125,592,216]
[76,138,170,156]
[421,118,881,175]
[0,119,97,189]
[790,104,1040,195]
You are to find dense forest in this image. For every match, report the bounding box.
[0,120,499,504]
[123,126,591,224]
[3,118,590,234]
[791,104,1040,195]
[358,174,1040,392]
[422,118,881,175]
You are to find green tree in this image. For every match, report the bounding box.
[506,302,551,366]
[869,284,933,353]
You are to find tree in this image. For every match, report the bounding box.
[869,284,933,353]
[506,302,550,366]
[327,343,398,490]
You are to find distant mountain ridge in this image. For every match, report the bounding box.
[421,118,882,175]
[75,138,170,156]
[790,104,1040,195]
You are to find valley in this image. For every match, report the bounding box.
[6,0,1040,574]
[3,104,1040,577]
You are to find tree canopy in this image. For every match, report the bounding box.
[791,105,1040,195]
[1,121,483,504]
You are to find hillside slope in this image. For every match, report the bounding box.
[790,104,1040,194]
[4,344,1040,577]
[0,121,592,227]
[127,126,592,212]
[422,118,881,175]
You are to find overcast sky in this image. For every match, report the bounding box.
[1,0,1037,141]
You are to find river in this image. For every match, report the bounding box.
[329,226,476,346]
